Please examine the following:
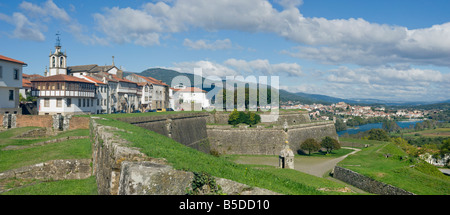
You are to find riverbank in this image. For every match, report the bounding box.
[337,120,424,136]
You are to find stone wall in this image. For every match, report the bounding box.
[90,117,278,195]
[2,114,89,131]
[117,112,211,153]
[207,121,338,155]
[0,159,92,181]
[333,166,414,195]
[206,111,311,125]
[15,115,53,128]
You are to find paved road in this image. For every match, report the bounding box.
[234,147,361,178]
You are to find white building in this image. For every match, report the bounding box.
[81,75,109,114]
[125,74,169,110]
[31,74,97,115]
[172,84,210,110]
[0,54,27,114]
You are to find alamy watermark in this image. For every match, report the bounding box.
[170,68,279,120]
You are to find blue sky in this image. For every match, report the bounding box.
[1,0,449,102]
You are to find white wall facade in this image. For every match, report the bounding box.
[0,60,22,112]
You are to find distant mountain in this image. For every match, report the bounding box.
[125,68,449,107]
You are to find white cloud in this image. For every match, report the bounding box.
[172,60,239,77]
[0,12,45,41]
[19,0,71,22]
[91,0,450,67]
[183,38,232,50]
[170,58,303,78]
[224,59,303,76]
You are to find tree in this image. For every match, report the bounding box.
[247,112,261,127]
[382,120,400,133]
[300,138,321,155]
[368,129,390,141]
[321,136,340,154]
[228,109,240,126]
[334,118,347,132]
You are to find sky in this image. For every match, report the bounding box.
[1,0,449,103]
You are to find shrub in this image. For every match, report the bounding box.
[228,110,261,127]
[368,129,390,141]
[300,138,321,155]
[321,136,340,154]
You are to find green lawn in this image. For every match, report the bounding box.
[337,140,450,195]
[1,176,97,195]
[0,127,95,195]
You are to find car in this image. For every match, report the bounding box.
[132,110,141,113]
[166,108,174,111]
[146,109,157,112]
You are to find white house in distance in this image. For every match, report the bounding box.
[172,84,210,110]
[0,54,27,114]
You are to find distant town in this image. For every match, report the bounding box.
[281,101,429,122]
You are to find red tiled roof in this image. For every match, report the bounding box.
[23,73,43,80]
[111,74,137,84]
[30,74,94,84]
[22,79,32,88]
[0,55,27,65]
[82,75,107,85]
[133,74,168,86]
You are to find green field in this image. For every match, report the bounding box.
[337,138,450,195]
[0,127,95,195]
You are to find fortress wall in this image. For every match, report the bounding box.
[207,121,338,155]
[333,166,414,195]
[117,112,211,153]
[90,117,277,195]
[207,111,311,125]
[287,122,339,153]
[207,126,286,155]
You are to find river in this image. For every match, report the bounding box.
[337,120,423,136]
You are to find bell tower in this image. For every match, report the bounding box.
[48,32,67,76]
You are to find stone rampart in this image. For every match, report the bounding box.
[207,121,338,155]
[333,166,415,195]
[2,114,89,131]
[207,111,311,125]
[0,159,92,181]
[117,112,211,153]
[90,117,278,195]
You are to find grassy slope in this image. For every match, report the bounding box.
[337,138,450,195]
[0,127,96,195]
[96,118,357,195]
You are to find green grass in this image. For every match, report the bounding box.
[0,136,91,172]
[0,127,95,195]
[337,141,450,195]
[95,118,358,195]
[1,176,98,195]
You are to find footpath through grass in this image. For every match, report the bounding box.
[96,117,358,195]
[337,138,450,195]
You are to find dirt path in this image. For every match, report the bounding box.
[234,147,361,178]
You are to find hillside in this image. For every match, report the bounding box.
[126,68,331,104]
[126,68,450,106]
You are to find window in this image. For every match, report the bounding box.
[78,98,81,107]
[87,99,89,107]
[67,98,72,107]
[56,98,62,107]
[9,90,14,100]
[83,99,85,107]
[0,66,3,79]
[44,98,50,107]
[13,69,19,80]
